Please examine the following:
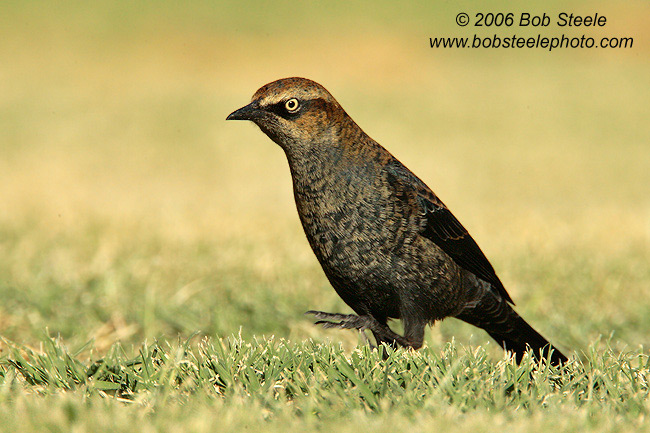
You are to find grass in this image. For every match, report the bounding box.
[1,335,648,432]
[1,0,649,431]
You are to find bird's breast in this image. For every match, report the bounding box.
[292,166,419,278]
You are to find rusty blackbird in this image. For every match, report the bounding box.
[227,77,567,365]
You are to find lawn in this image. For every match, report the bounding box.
[0,1,648,431]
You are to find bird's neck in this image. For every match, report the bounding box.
[284,139,350,199]
[284,122,380,192]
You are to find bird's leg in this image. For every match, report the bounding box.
[401,315,426,350]
[358,328,377,350]
[305,310,414,348]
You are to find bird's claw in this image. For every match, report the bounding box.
[306,310,369,331]
[306,310,377,349]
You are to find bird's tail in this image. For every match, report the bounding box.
[457,289,567,366]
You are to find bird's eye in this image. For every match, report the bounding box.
[284,98,300,113]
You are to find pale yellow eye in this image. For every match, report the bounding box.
[284,98,300,113]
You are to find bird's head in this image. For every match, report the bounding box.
[227,77,347,150]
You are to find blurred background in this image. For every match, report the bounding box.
[0,0,648,356]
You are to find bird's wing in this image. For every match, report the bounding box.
[385,159,514,304]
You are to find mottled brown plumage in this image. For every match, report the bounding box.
[227,77,567,365]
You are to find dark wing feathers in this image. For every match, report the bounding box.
[385,160,514,304]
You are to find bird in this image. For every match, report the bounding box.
[226,77,567,365]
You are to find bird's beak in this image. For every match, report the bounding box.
[226,101,261,121]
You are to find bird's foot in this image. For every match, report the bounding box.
[305,310,372,330]
[306,310,377,350]
[306,310,415,352]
